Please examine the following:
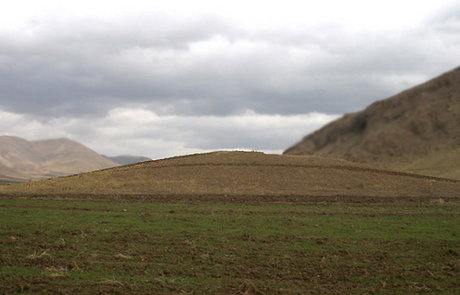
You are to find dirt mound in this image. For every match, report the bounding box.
[1,151,458,199]
[0,136,118,181]
[284,66,460,179]
[102,155,151,165]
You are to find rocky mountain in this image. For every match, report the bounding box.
[284,66,460,179]
[0,136,118,180]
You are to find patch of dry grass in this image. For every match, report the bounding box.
[1,151,459,200]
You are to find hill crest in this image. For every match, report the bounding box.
[102,155,151,165]
[2,151,458,200]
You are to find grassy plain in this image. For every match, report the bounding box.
[1,197,459,294]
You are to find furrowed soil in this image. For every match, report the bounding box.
[1,197,459,294]
[1,152,459,293]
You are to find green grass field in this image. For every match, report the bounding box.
[1,198,459,294]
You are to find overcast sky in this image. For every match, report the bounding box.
[0,0,459,158]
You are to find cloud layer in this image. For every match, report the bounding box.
[0,108,338,158]
[0,1,459,157]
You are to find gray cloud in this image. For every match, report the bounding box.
[0,107,338,158]
[0,2,459,157]
[1,5,459,119]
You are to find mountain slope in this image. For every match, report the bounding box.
[0,161,29,180]
[0,136,118,180]
[284,66,460,179]
[1,151,458,199]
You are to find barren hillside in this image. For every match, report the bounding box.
[1,151,458,199]
[284,67,460,179]
[0,136,118,180]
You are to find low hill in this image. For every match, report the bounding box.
[102,155,151,165]
[0,136,118,180]
[1,151,458,200]
[284,66,460,179]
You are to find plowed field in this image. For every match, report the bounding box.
[1,197,459,294]
[1,152,459,294]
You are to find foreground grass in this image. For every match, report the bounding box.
[0,199,459,294]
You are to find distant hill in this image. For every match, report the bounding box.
[1,151,458,199]
[284,66,460,179]
[0,161,28,181]
[102,155,151,165]
[0,136,118,180]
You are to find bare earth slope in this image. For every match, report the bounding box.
[0,136,118,180]
[284,67,460,179]
[1,151,459,200]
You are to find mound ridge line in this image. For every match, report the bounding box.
[52,160,460,183]
[116,162,459,182]
[2,151,459,200]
